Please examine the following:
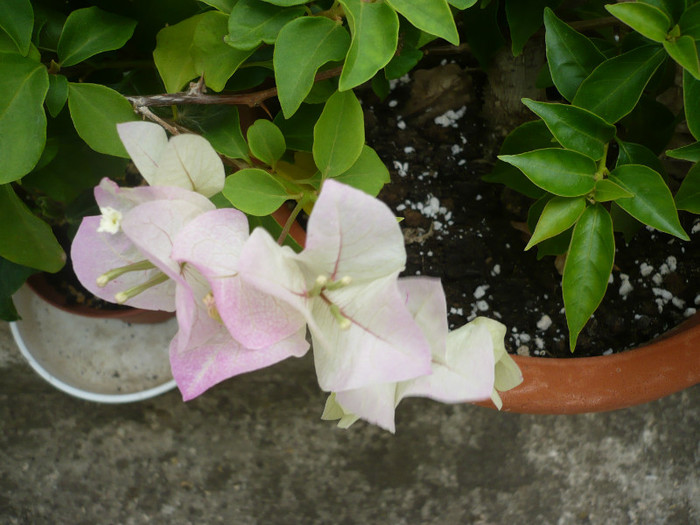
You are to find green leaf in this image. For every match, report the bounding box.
[573,45,666,124]
[462,0,505,68]
[0,184,64,272]
[619,95,676,155]
[226,0,305,50]
[193,11,254,92]
[273,103,324,152]
[679,2,700,39]
[675,162,700,212]
[385,48,424,80]
[0,256,37,322]
[664,35,700,78]
[667,140,700,161]
[57,7,136,67]
[386,0,459,45]
[201,106,250,161]
[274,17,350,117]
[154,12,253,93]
[616,139,665,173]
[543,8,606,101]
[449,0,478,8]
[506,0,561,56]
[223,168,290,215]
[45,73,68,118]
[67,82,137,158]
[483,120,553,199]
[338,0,399,92]
[313,90,365,178]
[563,204,614,350]
[525,196,586,250]
[641,0,686,24]
[522,99,616,160]
[608,164,689,239]
[605,3,671,43]
[593,178,634,202]
[0,53,49,183]
[331,145,390,197]
[0,0,33,55]
[247,119,286,167]
[200,0,238,13]
[498,148,597,197]
[684,69,700,139]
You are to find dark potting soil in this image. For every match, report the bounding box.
[364,63,700,359]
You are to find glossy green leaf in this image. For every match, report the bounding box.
[273,103,323,152]
[544,7,605,101]
[0,53,49,183]
[67,82,137,158]
[275,17,350,117]
[684,69,700,139]
[483,120,553,199]
[0,184,64,272]
[664,35,700,78]
[338,0,399,92]
[332,145,391,197]
[386,0,459,45]
[525,196,586,250]
[385,48,424,80]
[675,162,700,212]
[57,7,136,67]
[498,148,597,197]
[667,140,700,161]
[506,0,561,56]
[563,204,614,350]
[226,0,305,50]
[616,139,665,173]
[153,16,198,93]
[449,0,478,8]
[223,168,290,215]
[201,106,250,162]
[0,0,33,55]
[313,90,364,178]
[526,195,573,258]
[620,96,675,155]
[608,164,689,239]
[45,73,68,118]
[593,178,634,202]
[679,2,700,39]
[641,0,686,24]
[573,46,666,124]
[247,119,286,167]
[605,3,671,43]
[522,99,616,160]
[0,256,37,321]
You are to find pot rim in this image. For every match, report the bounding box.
[476,312,700,414]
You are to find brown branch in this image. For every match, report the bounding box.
[126,66,344,109]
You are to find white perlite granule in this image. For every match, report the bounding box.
[491,264,501,276]
[536,314,552,331]
[685,307,697,317]
[476,300,489,311]
[618,274,633,298]
[639,262,654,276]
[473,285,489,299]
[434,106,467,128]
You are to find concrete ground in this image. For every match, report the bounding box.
[1,320,698,525]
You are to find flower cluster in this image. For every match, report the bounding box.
[72,122,522,432]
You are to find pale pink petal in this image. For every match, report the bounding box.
[398,321,495,403]
[71,216,175,311]
[117,122,168,183]
[154,134,225,197]
[398,277,448,360]
[311,275,432,392]
[334,383,399,433]
[120,198,215,281]
[170,286,309,401]
[298,179,406,283]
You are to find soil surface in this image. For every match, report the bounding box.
[364,60,700,359]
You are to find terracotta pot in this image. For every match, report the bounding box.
[26,273,173,324]
[476,313,700,414]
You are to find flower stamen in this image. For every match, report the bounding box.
[329,304,351,330]
[114,271,169,304]
[96,260,156,287]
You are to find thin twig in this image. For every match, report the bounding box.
[126,66,343,109]
[133,106,185,135]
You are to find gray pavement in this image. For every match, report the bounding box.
[1,320,698,525]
